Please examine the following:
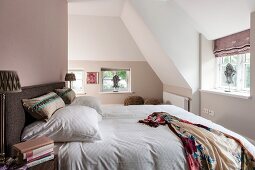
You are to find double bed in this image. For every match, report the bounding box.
[5,82,255,170]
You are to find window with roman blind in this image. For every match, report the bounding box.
[214,29,250,92]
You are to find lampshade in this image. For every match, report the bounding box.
[65,73,76,81]
[0,70,22,93]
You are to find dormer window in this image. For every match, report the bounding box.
[214,29,250,93]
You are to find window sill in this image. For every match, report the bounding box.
[99,91,134,94]
[200,89,251,99]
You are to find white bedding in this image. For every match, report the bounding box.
[22,106,102,142]
[57,105,255,170]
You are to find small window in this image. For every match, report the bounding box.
[216,53,250,92]
[68,70,84,94]
[101,68,131,92]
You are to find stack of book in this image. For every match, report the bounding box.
[13,136,54,168]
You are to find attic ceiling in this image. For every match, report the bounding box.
[68,0,255,40]
[173,0,255,40]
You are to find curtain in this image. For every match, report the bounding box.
[213,29,250,57]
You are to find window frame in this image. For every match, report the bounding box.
[68,69,85,94]
[243,54,250,91]
[101,68,131,93]
[215,53,250,92]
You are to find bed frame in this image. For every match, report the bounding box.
[5,82,65,156]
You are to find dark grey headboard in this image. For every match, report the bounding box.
[5,82,65,156]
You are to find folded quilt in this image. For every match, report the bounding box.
[139,112,255,170]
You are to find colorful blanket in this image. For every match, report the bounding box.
[138,112,255,170]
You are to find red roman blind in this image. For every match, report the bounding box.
[213,29,250,57]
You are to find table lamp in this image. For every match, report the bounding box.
[0,71,21,164]
[65,73,76,89]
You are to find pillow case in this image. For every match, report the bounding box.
[124,96,144,106]
[21,106,102,142]
[71,96,102,115]
[22,92,65,121]
[55,88,76,104]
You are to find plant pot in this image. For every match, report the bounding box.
[113,87,119,92]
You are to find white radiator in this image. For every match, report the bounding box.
[163,92,190,111]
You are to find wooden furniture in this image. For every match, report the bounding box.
[28,155,58,170]
[5,82,65,157]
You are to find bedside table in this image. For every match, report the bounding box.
[28,155,57,170]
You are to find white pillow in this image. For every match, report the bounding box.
[21,106,102,142]
[71,96,103,115]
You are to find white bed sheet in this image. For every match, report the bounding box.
[58,105,255,170]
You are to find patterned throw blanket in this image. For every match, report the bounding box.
[138,112,255,170]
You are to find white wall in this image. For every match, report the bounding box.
[121,1,190,89]
[200,12,255,140]
[200,35,216,90]
[68,15,145,61]
[130,0,200,91]
[121,0,200,114]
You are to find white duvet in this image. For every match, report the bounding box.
[57,105,255,170]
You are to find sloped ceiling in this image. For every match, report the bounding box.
[68,0,255,39]
[173,0,255,40]
[121,0,191,90]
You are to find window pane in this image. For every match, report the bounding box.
[103,71,114,79]
[119,80,127,88]
[117,71,127,80]
[69,70,84,93]
[245,64,250,89]
[103,79,113,91]
[101,69,131,92]
[73,71,83,80]
[72,80,83,92]
[231,55,241,64]
[220,66,237,87]
[223,56,230,64]
[245,53,250,63]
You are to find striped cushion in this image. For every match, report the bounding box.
[22,92,65,121]
[55,88,76,104]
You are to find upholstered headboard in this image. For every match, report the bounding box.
[5,82,65,156]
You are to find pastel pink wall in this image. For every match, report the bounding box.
[0,0,68,86]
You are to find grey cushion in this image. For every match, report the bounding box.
[55,88,76,104]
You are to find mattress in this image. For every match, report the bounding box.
[57,105,255,170]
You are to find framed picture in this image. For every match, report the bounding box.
[87,72,99,84]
